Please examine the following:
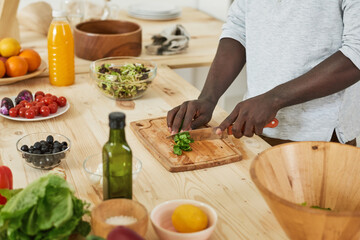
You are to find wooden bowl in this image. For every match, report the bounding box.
[74,20,142,61]
[250,142,360,240]
[91,199,148,238]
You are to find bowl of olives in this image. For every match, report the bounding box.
[16,132,71,170]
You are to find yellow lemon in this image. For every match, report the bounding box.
[171,204,208,233]
[0,38,21,57]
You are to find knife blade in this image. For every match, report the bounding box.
[166,118,279,141]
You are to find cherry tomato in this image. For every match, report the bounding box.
[16,102,25,108]
[19,107,27,118]
[48,103,58,114]
[25,103,32,109]
[51,95,58,102]
[14,105,22,110]
[20,100,28,105]
[25,109,35,119]
[36,102,45,108]
[45,93,52,98]
[43,97,53,106]
[9,108,18,117]
[35,95,43,102]
[40,106,50,117]
[30,106,40,116]
[57,96,67,107]
[35,91,45,97]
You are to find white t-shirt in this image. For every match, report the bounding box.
[221,0,360,143]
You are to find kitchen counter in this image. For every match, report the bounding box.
[21,7,224,75]
[0,65,287,239]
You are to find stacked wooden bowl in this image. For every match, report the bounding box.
[250,142,360,240]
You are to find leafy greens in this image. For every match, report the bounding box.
[0,174,90,239]
[96,63,151,99]
[173,132,194,156]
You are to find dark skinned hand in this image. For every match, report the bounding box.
[216,93,279,138]
[167,99,216,134]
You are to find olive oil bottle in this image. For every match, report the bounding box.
[103,112,132,200]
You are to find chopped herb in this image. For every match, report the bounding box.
[300,202,332,211]
[173,132,194,156]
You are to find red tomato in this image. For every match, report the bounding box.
[30,106,40,116]
[43,97,53,106]
[45,93,52,98]
[20,100,28,105]
[19,107,27,118]
[57,96,67,107]
[9,108,18,117]
[51,95,58,102]
[40,106,50,117]
[25,103,32,109]
[16,102,25,108]
[48,103,58,114]
[35,95,43,102]
[36,102,45,108]
[25,109,35,119]
[35,91,45,97]
[14,105,22,110]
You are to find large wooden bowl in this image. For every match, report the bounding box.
[74,20,142,61]
[250,142,360,240]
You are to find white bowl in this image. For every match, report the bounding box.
[83,153,142,189]
[150,199,217,240]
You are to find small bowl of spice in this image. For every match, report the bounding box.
[91,198,148,238]
[90,57,157,100]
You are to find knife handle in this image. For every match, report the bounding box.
[227,118,278,135]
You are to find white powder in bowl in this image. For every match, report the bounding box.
[105,215,138,225]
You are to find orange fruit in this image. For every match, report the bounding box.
[171,204,208,233]
[0,61,5,78]
[5,56,28,77]
[19,49,41,72]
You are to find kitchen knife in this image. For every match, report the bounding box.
[167,118,279,141]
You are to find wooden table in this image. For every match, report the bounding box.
[21,7,223,75]
[0,65,287,239]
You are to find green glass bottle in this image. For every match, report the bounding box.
[103,112,132,200]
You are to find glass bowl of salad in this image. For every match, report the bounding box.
[90,57,157,100]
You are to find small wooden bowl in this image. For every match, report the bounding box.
[250,142,360,240]
[74,20,142,61]
[91,199,148,238]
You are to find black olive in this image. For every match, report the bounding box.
[33,149,41,154]
[28,149,34,153]
[21,145,29,152]
[53,142,62,149]
[46,135,54,144]
[61,145,67,151]
[59,152,65,159]
[52,148,61,153]
[44,156,53,166]
[38,159,45,168]
[61,141,68,147]
[25,156,32,163]
[34,142,41,150]
[32,159,41,167]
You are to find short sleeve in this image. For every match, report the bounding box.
[339,0,360,70]
[220,0,246,47]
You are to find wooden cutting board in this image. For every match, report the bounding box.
[130,117,242,172]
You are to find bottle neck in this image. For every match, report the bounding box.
[52,16,69,23]
[109,128,126,142]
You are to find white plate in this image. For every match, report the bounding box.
[0,96,70,122]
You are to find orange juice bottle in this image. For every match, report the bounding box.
[47,10,75,86]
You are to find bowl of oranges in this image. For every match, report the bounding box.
[0,38,46,85]
[150,199,217,240]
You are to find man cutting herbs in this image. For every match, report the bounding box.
[167,0,360,146]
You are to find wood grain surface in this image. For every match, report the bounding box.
[251,142,360,240]
[130,117,242,172]
[74,20,142,61]
[0,65,288,239]
[20,7,223,76]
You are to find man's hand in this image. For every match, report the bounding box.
[217,93,279,138]
[167,99,216,134]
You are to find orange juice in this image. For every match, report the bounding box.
[47,11,75,86]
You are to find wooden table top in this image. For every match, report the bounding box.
[0,64,287,239]
[21,7,223,75]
